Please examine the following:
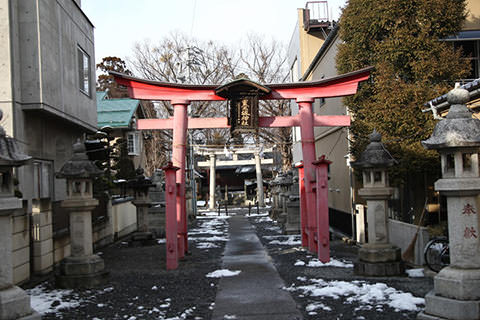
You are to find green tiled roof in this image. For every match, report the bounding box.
[96,91,140,128]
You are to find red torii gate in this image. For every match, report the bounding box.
[111,67,372,270]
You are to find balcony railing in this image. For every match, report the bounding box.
[303,1,331,32]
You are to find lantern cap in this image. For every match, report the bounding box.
[56,139,103,179]
[351,129,396,168]
[422,86,480,149]
[128,167,154,190]
[0,110,31,167]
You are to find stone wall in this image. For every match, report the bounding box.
[11,197,138,285]
[31,199,54,275]
[12,201,30,284]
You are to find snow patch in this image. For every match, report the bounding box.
[28,285,82,315]
[294,260,306,266]
[206,269,242,278]
[306,302,332,312]
[406,268,424,278]
[196,242,220,249]
[268,235,301,245]
[305,258,353,268]
[286,279,424,312]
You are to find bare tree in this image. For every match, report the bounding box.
[238,35,291,170]
[129,32,292,170]
[129,32,240,157]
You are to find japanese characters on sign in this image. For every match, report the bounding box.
[464,226,478,239]
[462,203,478,240]
[230,95,259,134]
[463,203,477,215]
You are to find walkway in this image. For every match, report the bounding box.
[212,215,303,320]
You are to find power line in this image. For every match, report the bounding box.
[190,0,197,37]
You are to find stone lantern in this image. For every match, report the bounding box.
[269,174,282,220]
[278,171,293,228]
[418,86,480,320]
[351,130,403,276]
[285,171,301,235]
[0,112,39,319]
[129,167,155,245]
[55,139,108,288]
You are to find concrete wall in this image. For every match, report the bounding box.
[465,0,480,31]
[13,0,96,128]
[309,35,353,215]
[4,0,96,204]
[388,219,431,266]
[112,199,137,239]
[0,0,16,137]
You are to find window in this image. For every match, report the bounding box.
[463,153,473,171]
[78,46,91,96]
[446,153,455,172]
[33,160,53,199]
[453,40,480,80]
[127,132,140,155]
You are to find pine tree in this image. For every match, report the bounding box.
[96,56,132,98]
[336,0,470,181]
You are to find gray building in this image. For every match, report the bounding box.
[0,0,97,282]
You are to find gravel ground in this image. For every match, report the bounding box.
[25,209,434,319]
[248,214,434,320]
[28,216,228,320]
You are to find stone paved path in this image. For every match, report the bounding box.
[212,214,303,320]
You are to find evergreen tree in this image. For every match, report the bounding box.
[96,56,132,98]
[336,0,470,181]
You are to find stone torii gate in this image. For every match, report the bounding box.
[111,67,372,270]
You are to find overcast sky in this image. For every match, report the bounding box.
[82,0,347,65]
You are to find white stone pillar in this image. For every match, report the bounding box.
[31,199,54,275]
[355,204,366,243]
[209,154,216,209]
[254,152,265,207]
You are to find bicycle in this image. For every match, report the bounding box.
[424,236,450,272]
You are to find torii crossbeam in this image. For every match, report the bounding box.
[112,67,372,270]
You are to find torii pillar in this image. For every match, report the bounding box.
[111,67,372,269]
[172,100,189,256]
